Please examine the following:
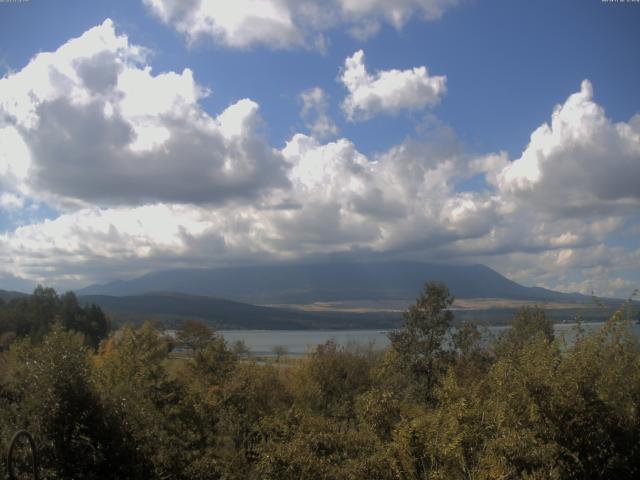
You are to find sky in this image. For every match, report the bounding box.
[0,0,639,297]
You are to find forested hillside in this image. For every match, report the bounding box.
[78,292,400,329]
[0,286,109,349]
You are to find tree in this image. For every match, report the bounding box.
[22,285,58,341]
[256,412,393,480]
[59,291,110,348]
[231,339,250,357]
[190,335,237,386]
[291,340,372,421]
[176,319,216,355]
[94,322,201,479]
[0,287,110,348]
[388,281,454,402]
[452,321,482,357]
[210,363,291,477]
[0,324,140,479]
[496,305,554,356]
[272,345,288,362]
[83,303,110,348]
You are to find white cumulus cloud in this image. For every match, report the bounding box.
[0,19,288,208]
[497,80,640,216]
[143,0,305,49]
[142,0,460,50]
[340,50,446,121]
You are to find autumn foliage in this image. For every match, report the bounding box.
[0,282,639,479]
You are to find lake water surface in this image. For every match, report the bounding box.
[219,322,640,356]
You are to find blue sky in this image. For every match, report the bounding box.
[3,0,638,156]
[0,0,639,296]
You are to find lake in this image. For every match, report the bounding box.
[219,322,640,356]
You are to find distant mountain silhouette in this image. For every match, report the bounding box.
[78,262,593,304]
[0,288,29,302]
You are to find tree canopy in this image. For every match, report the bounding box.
[0,284,639,479]
[0,287,110,348]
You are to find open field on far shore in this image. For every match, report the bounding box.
[451,298,604,310]
[262,297,609,314]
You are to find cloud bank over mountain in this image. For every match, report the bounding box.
[0,16,638,298]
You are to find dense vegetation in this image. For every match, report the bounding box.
[0,283,639,479]
[0,286,109,349]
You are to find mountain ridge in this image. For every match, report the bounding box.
[77,261,594,304]
[0,289,29,302]
[77,292,399,330]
